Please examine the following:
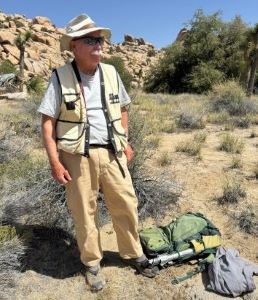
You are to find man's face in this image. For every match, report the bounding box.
[70,30,103,66]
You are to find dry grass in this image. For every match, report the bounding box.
[216,180,246,205]
[230,155,243,169]
[157,151,172,166]
[234,205,258,235]
[176,139,202,157]
[219,133,244,154]
[175,131,207,158]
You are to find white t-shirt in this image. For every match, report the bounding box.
[38,66,131,145]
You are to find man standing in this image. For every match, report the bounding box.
[38,14,157,292]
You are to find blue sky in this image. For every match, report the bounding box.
[1,0,257,49]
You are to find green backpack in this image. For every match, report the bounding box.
[139,212,222,260]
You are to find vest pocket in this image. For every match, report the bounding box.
[56,121,86,153]
[62,94,81,122]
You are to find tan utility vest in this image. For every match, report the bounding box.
[55,61,128,156]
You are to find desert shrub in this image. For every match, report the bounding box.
[219,133,244,154]
[0,60,17,74]
[194,131,207,143]
[217,181,246,204]
[157,151,172,167]
[230,155,243,169]
[128,106,159,176]
[177,110,205,129]
[135,176,181,219]
[207,111,230,124]
[0,164,72,234]
[234,205,258,235]
[128,102,181,219]
[0,130,32,164]
[176,140,202,157]
[223,122,235,132]
[210,80,258,116]
[175,131,206,157]
[161,120,176,133]
[232,116,251,128]
[0,155,45,181]
[26,75,46,96]
[102,56,133,92]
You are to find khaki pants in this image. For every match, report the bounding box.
[59,148,143,267]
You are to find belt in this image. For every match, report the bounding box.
[89,143,114,150]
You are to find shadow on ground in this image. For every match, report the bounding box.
[8,223,125,279]
[13,224,83,278]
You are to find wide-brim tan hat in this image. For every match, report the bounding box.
[60,14,111,51]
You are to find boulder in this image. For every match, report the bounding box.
[32,16,52,27]
[1,52,7,60]
[2,44,20,60]
[0,31,16,44]
[26,48,40,60]
[8,20,16,29]
[31,24,43,32]
[6,54,19,65]
[14,19,27,28]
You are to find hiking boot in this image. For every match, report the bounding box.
[123,258,159,278]
[85,265,106,292]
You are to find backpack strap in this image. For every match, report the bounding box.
[171,253,215,285]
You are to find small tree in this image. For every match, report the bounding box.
[14,31,31,92]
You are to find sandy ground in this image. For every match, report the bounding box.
[8,124,258,300]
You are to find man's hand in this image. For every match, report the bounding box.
[51,161,72,185]
[124,144,134,163]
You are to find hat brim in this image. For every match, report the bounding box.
[60,27,111,51]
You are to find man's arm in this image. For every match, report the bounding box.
[121,108,134,163]
[41,114,72,184]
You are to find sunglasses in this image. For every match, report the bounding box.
[74,36,104,46]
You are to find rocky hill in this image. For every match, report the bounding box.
[0,12,161,87]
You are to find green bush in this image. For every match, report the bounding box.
[144,10,248,94]
[102,56,133,92]
[187,62,224,93]
[0,60,17,74]
[26,76,46,96]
